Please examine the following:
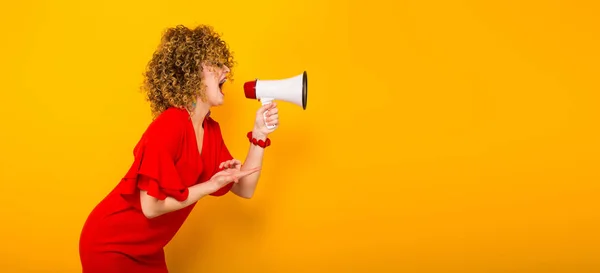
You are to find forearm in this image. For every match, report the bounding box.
[233,130,267,198]
[140,181,217,218]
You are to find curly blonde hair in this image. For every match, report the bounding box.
[141,25,235,118]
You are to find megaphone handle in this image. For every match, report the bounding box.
[261,97,277,129]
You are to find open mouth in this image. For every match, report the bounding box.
[218,78,226,94]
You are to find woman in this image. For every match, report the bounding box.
[79,24,278,273]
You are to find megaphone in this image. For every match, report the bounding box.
[244,71,308,129]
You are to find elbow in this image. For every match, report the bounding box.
[141,206,160,219]
[236,191,254,199]
[239,194,253,199]
[140,192,162,219]
[143,210,159,219]
[231,182,256,199]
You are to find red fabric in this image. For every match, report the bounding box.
[79,107,234,272]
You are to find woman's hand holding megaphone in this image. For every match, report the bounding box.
[253,102,279,139]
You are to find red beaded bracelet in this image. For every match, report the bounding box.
[247,131,271,148]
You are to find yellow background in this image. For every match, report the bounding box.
[1,0,599,272]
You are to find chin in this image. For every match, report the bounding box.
[216,94,225,105]
[208,92,225,106]
[210,99,224,107]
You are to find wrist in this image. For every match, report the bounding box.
[206,178,229,195]
[251,128,267,140]
[247,130,271,148]
[189,182,214,200]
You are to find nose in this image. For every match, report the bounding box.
[223,65,230,73]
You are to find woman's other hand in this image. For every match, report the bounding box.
[208,166,261,192]
[219,159,242,170]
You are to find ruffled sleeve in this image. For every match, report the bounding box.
[119,111,188,203]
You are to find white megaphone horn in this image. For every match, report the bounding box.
[244,71,308,129]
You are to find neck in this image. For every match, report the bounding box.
[188,100,210,129]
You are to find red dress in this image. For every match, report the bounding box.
[79,107,234,273]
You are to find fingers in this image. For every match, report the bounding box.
[258,102,277,115]
[218,169,256,185]
[219,159,242,169]
[258,102,276,114]
[266,114,279,124]
[214,174,238,185]
[224,167,261,177]
[265,106,278,115]
[240,167,261,176]
[219,160,232,169]
[266,115,278,127]
[263,106,279,127]
[212,167,262,190]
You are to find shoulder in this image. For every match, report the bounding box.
[203,116,230,146]
[205,116,225,136]
[148,107,187,132]
[204,116,219,128]
[139,107,188,149]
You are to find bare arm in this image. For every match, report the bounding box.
[231,101,278,198]
[140,181,219,219]
[140,166,261,219]
[231,130,268,199]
